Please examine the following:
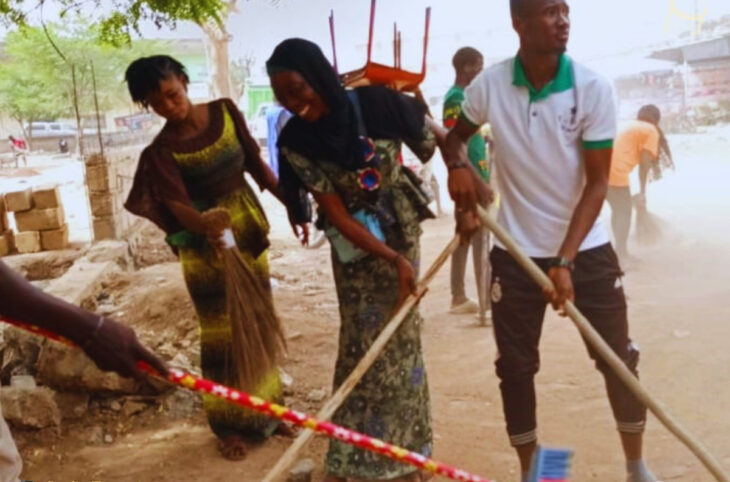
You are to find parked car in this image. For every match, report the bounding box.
[26,122,77,139]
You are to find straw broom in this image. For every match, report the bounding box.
[201,208,286,392]
[633,194,666,246]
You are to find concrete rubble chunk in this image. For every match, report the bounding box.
[9,375,36,389]
[35,342,139,395]
[1,328,44,383]
[46,260,120,307]
[307,388,327,403]
[85,240,132,269]
[287,458,316,482]
[2,249,80,281]
[122,400,148,417]
[1,386,61,429]
[4,188,33,212]
[88,426,104,444]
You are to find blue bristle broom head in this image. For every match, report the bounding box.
[526,446,573,482]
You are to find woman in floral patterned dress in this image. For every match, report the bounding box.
[267,39,447,482]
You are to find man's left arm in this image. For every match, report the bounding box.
[548,147,611,312]
[557,148,611,262]
[548,77,616,312]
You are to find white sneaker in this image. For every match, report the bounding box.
[449,299,480,314]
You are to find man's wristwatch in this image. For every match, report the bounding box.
[447,161,470,172]
[548,256,575,271]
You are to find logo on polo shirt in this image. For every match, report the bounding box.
[558,106,581,144]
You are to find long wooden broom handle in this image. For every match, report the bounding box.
[262,236,461,482]
[476,205,729,482]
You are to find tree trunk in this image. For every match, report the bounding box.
[201,22,233,99]
[199,0,238,100]
[71,64,84,157]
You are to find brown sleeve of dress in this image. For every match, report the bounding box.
[125,145,192,234]
[221,98,274,190]
[146,145,191,206]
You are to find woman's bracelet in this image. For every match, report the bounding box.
[82,315,106,350]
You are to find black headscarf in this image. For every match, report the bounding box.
[266,38,427,169]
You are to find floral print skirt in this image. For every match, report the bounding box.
[325,230,432,480]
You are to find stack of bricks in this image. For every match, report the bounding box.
[86,153,122,240]
[84,149,140,241]
[2,187,69,255]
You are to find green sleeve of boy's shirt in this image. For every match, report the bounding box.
[467,135,490,182]
[442,89,464,128]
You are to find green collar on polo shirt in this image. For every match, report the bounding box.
[513,54,573,102]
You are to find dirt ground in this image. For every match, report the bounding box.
[10,128,730,481]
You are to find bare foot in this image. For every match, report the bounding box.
[218,435,247,461]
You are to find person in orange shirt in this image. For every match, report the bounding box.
[607,105,672,261]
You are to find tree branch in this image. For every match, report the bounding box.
[39,0,68,62]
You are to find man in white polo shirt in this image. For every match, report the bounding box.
[444,1,657,481]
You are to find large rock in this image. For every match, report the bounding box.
[45,260,120,309]
[36,343,170,396]
[35,342,139,394]
[1,386,60,429]
[84,240,132,270]
[0,328,44,384]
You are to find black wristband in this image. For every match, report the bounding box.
[548,256,575,271]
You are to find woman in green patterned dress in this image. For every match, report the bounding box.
[267,39,447,482]
[124,56,302,460]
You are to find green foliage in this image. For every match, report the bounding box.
[0,0,227,45]
[0,58,65,135]
[0,21,163,133]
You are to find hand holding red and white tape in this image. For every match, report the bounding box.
[1,316,493,482]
